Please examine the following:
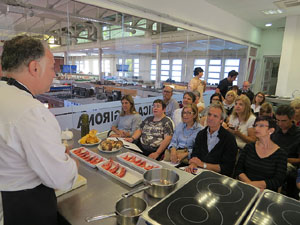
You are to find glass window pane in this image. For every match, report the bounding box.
[224,66,239,72]
[161,71,169,75]
[209,66,221,72]
[208,73,220,78]
[151,70,156,75]
[161,60,169,64]
[151,75,156,80]
[151,65,157,70]
[173,77,181,82]
[134,68,139,72]
[161,76,169,81]
[207,79,220,85]
[172,71,181,76]
[134,64,139,68]
[225,59,240,66]
[151,60,156,64]
[194,59,206,65]
[210,59,221,65]
[134,59,139,63]
[161,65,170,70]
[172,65,182,70]
[173,59,182,64]
[233,81,237,86]
[119,59,122,64]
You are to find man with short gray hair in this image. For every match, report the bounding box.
[186,103,238,176]
[163,86,179,118]
[0,35,78,225]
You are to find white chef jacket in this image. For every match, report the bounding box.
[0,81,78,223]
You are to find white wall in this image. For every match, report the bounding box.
[276,15,300,97]
[253,28,284,93]
[80,0,262,46]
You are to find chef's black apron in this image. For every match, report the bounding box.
[1,77,58,225]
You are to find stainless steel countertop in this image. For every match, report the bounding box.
[58,130,194,225]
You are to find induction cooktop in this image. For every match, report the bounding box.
[146,171,259,225]
[244,190,300,225]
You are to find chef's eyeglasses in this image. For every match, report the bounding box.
[253,124,269,128]
[183,111,194,115]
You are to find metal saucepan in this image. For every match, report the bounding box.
[122,168,179,199]
[85,196,147,225]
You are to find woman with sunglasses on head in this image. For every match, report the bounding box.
[165,104,203,164]
[235,116,287,191]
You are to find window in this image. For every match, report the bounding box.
[224,59,240,85]
[172,59,182,82]
[101,59,111,74]
[92,59,99,75]
[118,59,124,77]
[194,59,206,68]
[207,59,221,85]
[133,59,139,77]
[151,59,156,81]
[161,59,170,81]
[83,60,89,74]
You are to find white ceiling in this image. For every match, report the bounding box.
[206,0,300,29]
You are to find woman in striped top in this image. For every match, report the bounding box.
[235,116,287,191]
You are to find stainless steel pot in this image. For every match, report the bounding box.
[122,168,179,199]
[85,196,147,225]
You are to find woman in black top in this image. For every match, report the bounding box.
[235,116,287,191]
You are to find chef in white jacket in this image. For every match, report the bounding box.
[0,35,78,225]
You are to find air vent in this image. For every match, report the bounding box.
[274,0,300,8]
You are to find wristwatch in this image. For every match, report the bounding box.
[203,162,207,169]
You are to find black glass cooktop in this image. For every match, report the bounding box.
[245,190,300,225]
[148,171,259,225]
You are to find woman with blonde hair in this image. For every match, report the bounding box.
[110,95,142,137]
[259,102,274,117]
[224,95,256,149]
[165,104,203,164]
[223,90,237,116]
[291,98,300,127]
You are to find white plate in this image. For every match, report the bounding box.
[78,134,101,146]
[117,152,162,173]
[70,147,107,168]
[97,139,123,153]
[97,160,143,187]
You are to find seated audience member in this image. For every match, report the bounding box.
[224,95,256,149]
[172,92,196,127]
[251,92,265,116]
[290,98,300,127]
[200,93,223,120]
[259,102,274,117]
[240,81,254,103]
[231,85,241,95]
[126,99,173,160]
[165,104,203,164]
[186,103,238,176]
[193,91,205,114]
[223,90,237,116]
[110,95,142,137]
[235,116,287,191]
[163,86,179,118]
[271,105,300,199]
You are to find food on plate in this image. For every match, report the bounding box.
[101,159,126,178]
[121,154,160,170]
[79,129,100,144]
[100,139,123,151]
[72,148,104,165]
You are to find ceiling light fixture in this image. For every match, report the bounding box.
[265,23,272,27]
[261,9,283,15]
